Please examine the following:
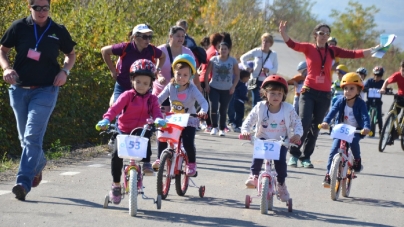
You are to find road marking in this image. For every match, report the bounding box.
[0,190,11,195]
[60,172,80,176]
[88,164,104,168]
[41,180,49,184]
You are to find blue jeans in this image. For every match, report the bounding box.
[326,134,361,173]
[113,82,128,103]
[9,85,59,193]
[251,80,263,107]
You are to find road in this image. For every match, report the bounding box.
[1,35,403,227]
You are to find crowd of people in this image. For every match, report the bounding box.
[2,0,404,204]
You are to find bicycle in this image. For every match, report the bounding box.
[318,123,372,201]
[379,95,404,152]
[156,113,206,199]
[368,99,379,136]
[98,123,162,216]
[239,135,294,214]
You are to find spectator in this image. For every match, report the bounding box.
[232,70,250,132]
[176,19,197,49]
[287,61,307,113]
[200,36,210,50]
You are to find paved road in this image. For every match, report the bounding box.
[1,35,403,227]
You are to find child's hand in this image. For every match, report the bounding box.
[289,135,301,145]
[154,118,167,127]
[197,111,207,119]
[320,122,329,129]
[241,131,251,140]
[96,119,110,131]
[362,128,370,135]
[158,75,166,85]
[146,118,154,124]
[379,89,386,94]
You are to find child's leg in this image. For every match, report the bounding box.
[234,101,244,128]
[182,126,196,163]
[349,134,361,160]
[326,139,341,173]
[376,103,383,132]
[274,146,288,184]
[111,141,123,183]
[250,158,264,176]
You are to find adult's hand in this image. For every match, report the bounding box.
[204,84,210,93]
[2,68,19,85]
[229,86,235,95]
[279,21,290,42]
[53,71,68,86]
[157,74,166,85]
[111,71,117,80]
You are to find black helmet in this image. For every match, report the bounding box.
[373,66,384,76]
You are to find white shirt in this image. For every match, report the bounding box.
[344,105,358,127]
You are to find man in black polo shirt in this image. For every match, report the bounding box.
[0,0,76,201]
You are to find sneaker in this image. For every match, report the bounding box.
[353,158,363,172]
[233,127,241,133]
[219,130,225,136]
[277,183,290,202]
[210,127,218,135]
[224,127,230,133]
[301,159,314,168]
[12,184,27,201]
[230,123,236,130]
[205,126,212,133]
[186,163,197,176]
[245,175,258,188]
[322,174,330,188]
[32,171,42,188]
[200,121,207,130]
[109,184,122,205]
[143,162,154,175]
[287,157,298,167]
[152,159,160,170]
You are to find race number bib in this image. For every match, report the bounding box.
[330,124,356,143]
[253,139,281,160]
[368,88,381,98]
[116,135,149,159]
[165,113,190,127]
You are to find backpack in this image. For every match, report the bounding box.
[190,46,207,65]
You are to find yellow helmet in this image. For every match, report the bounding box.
[336,64,348,74]
[340,72,364,90]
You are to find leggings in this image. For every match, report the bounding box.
[157,126,197,163]
[208,87,233,130]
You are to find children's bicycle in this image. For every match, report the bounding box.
[319,123,372,201]
[379,96,404,152]
[368,99,379,136]
[156,113,205,199]
[99,123,162,216]
[239,135,294,214]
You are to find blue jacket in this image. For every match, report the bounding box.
[234,81,248,103]
[323,96,370,130]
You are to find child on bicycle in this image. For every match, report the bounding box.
[154,54,208,176]
[287,61,307,113]
[241,75,302,202]
[321,73,370,187]
[96,59,163,204]
[364,66,384,136]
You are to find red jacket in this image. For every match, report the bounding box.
[199,45,217,82]
[103,89,163,133]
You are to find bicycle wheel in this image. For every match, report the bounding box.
[379,113,395,152]
[330,154,342,201]
[157,150,172,199]
[341,168,353,197]
[268,182,274,211]
[401,134,404,151]
[260,177,269,214]
[129,169,138,216]
[175,154,189,196]
[369,109,376,136]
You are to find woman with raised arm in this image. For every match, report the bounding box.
[279,21,378,168]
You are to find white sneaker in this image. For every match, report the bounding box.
[277,182,290,202]
[219,130,225,136]
[200,121,207,130]
[210,127,218,135]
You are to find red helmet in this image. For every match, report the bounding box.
[129,59,156,81]
[261,75,288,93]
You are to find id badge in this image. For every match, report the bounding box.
[27,48,41,61]
[316,76,325,84]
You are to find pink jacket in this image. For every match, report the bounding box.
[103,89,163,133]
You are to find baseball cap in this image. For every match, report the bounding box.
[132,24,153,35]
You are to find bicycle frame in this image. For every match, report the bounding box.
[387,102,404,135]
[335,139,354,181]
[162,135,188,178]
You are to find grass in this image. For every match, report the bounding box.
[0,152,17,173]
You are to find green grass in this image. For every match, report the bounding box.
[0,152,17,173]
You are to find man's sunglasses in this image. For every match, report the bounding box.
[316,31,330,36]
[31,5,50,12]
[137,35,153,40]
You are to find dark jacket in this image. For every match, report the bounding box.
[234,81,248,103]
[324,96,370,131]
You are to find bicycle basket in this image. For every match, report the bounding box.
[116,135,149,160]
[157,123,183,143]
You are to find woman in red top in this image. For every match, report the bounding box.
[279,21,378,168]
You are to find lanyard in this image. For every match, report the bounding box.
[33,19,52,51]
[316,45,328,71]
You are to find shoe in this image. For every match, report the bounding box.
[32,171,42,188]
[219,130,225,136]
[224,127,230,133]
[277,183,290,202]
[233,127,241,133]
[245,175,258,188]
[186,163,197,176]
[322,174,330,188]
[301,159,314,168]
[205,126,212,133]
[142,162,154,175]
[109,184,122,205]
[353,158,363,172]
[210,127,218,135]
[287,157,298,167]
[230,123,236,130]
[152,159,160,170]
[200,121,207,130]
[12,184,27,201]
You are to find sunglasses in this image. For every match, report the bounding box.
[31,5,50,12]
[316,31,330,36]
[137,35,153,40]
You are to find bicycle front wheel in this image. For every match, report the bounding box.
[260,177,270,214]
[341,168,353,197]
[157,150,172,199]
[330,154,342,201]
[129,169,138,216]
[175,155,189,196]
[379,113,395,152]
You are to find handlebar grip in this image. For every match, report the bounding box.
[318,124,322,129]
[95,125,101,131]
[368,131,373,136]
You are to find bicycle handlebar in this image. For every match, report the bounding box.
[238,134,298,147]
[317,124,373,136]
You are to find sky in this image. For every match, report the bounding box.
[310,0,404,49]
